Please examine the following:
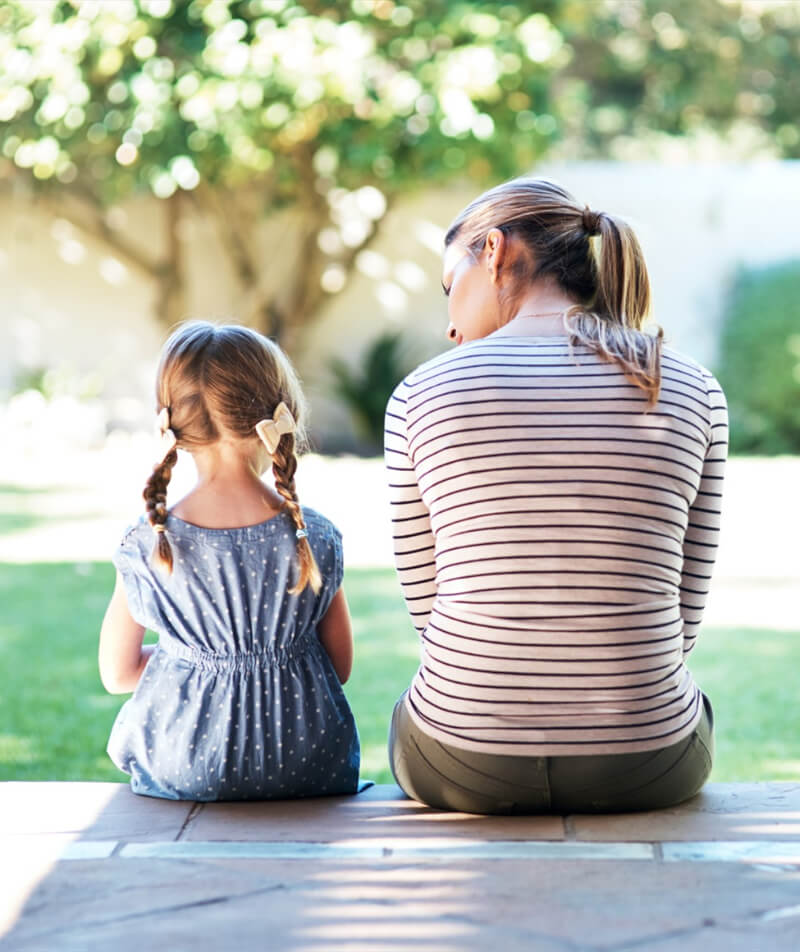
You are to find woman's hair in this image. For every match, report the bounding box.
[445,178,662,406]
[143,321,321,593]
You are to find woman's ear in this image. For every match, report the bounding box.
[484,228,506,284]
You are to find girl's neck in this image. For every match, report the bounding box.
[171,441,285,529]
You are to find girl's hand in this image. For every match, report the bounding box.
[317,587,354,684]
[98,573,153,694]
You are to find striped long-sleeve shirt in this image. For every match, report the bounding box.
[384,335,728,756]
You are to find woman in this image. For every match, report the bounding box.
[384,178,727,814]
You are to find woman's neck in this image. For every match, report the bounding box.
[491,284,579,339]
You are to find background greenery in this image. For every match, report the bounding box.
[715,261,800,455]
[2,560,798,785]
[2,0,800,341]
[2,1,799,450]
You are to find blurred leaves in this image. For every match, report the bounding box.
[2,0,800,204]
[2,0,799,341]
[716,261,800,454]
[330,331,415,450]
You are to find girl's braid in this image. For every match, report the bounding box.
[272,433,321,594]
[143,445,178,574]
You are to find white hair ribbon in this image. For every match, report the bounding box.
[255,401,295,455]
[156,406,177,461]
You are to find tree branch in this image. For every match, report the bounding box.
[35,183,163,280]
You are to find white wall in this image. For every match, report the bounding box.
[2,161,799,447]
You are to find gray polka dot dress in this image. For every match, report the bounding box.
[107,507,360,801]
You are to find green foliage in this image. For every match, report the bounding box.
[715,261,800,454]
[3,1,800,339]
[330,331,416,450]
[2,0,800,205]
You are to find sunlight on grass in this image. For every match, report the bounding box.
[760,760,800,780]
[0,735,37,765]
[0,562,797,786]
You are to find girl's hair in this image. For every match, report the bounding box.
[143,321,321,593]
[445,178,662,407]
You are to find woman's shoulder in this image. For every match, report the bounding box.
[661,345,723,392]
[401,335,573,385]
[395,338,500,395]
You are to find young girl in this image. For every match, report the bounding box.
[99,321,360,801]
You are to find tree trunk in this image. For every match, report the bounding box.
[30,175,386,353]
[155,191,186,329]
[196,183,331,349]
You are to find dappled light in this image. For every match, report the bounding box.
[0,782,122,937]
[1,3,799,948]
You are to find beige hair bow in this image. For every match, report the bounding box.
[255,402,295,455]
[156,406,177,460]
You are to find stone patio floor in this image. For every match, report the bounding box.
[1,781,799,951]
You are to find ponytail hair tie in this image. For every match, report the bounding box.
[582,206,602,236]
[153,523,167,534]
[295,528,308,540]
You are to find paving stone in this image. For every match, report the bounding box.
[0,782,192,840]
[570,782,800,842]
[637,915,800,952]
[4,781,800,951]
[185,784,566,842]
[3,856,799,952]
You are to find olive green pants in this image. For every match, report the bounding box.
[389,693,714,815]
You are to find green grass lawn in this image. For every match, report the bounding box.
[1,561,798,785]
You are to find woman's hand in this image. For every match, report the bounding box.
[317,586,354,684]
[98,573,153,694]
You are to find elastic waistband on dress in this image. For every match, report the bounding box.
[160,630,317,672]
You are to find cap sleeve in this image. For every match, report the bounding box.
[307,517,344,625]
[111,524,148,627]
[330,523,344,593]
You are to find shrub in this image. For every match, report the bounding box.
[329,332,417,452]
[715,261,800,454]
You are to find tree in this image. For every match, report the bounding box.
[2,0,799,345]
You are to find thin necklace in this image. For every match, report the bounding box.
[512,310,567,320]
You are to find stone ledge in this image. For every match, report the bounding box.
[1,780,798,845]
[2,781,800,952]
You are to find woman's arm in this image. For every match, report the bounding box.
[317,587,354,683]
[679,373,729,656]
[98,572,154,694]
[384,379,437,635]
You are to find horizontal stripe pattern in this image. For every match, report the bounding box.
[385,337,728,756]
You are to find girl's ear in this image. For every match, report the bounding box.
[484,228,506,284]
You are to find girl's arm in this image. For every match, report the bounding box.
[317,587,354,684]
[98,572,154,694]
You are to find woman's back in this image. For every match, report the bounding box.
[386,335,727,756]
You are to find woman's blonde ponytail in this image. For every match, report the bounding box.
[592,213,651,331]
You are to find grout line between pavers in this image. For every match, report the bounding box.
[652,841,664,862]
[563,816,577,841]
[107,838,800,865]
[175,802,204,842]
[118,840,654,861]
